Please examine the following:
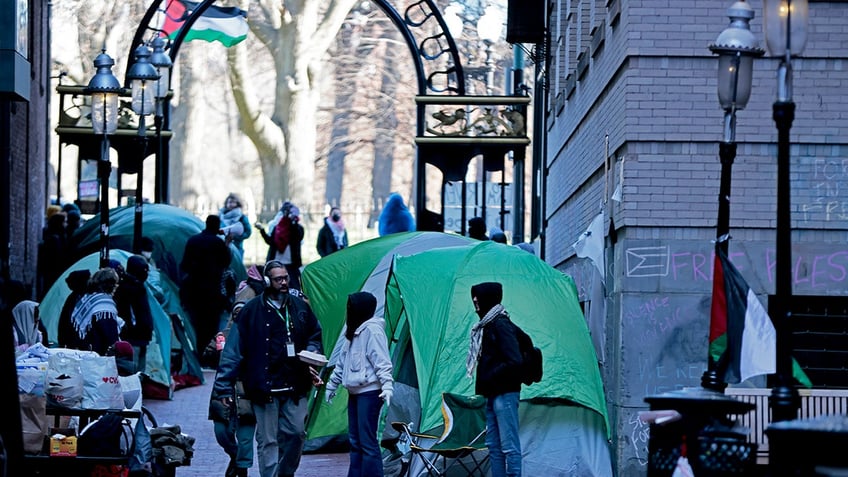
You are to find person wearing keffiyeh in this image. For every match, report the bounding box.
[465,281,524,477]
[68,267,122,355]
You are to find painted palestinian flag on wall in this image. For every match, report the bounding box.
[708,244,812,386]
[162,0,248,48]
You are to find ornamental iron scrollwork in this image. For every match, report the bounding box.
[417,96,531,140]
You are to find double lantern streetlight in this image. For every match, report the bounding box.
[703,0,809,421]
[85,40,170,265]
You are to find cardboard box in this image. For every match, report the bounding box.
[49,427,77,456]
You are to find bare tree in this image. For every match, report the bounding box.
[226,0,360,213]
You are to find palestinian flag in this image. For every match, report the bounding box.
[709,244,812,386]
[162,0,248,48]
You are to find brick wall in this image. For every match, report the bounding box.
[3,0,49,293]
[544,0,848,475]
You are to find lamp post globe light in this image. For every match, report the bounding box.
[475,5,505,96]
[149,37,172,104]
[85,49,122,268]
[763,0,809,424]
[149,36,173,206]
[700,1,763,393]
[126,45,160,254]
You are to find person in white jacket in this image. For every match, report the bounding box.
[325,291,394,477]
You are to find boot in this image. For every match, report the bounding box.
[225,459,237,477]
[235,468,248,477]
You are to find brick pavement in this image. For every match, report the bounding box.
[144,370,348,477]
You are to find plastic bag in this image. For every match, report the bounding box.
[45,352,83,408]
[81,355,124,409]
[128,416,153,473]
[118,372,143,411]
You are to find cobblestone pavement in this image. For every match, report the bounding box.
[144,370,348,477]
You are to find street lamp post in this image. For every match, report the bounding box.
[126,45,160,254]
[476,6,504,96]
[702,1,763,392]
[763,0,808,424]
[149,37,173,207]
[85,50,122,268]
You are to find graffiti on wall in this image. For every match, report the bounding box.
[801,158,848,222]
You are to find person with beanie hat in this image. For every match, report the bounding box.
[62,203,84,240]
[468,217,489,241]
[466,282,523,477]
[325,291,394,477]
[257,202,304,289]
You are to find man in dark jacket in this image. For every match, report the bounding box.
[116,255,154,374]
[214,260,323,477]
[465,282,523,477]
[181,215,232,356]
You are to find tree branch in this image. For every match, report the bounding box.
[227,44,286,162]
[308,0,358,62]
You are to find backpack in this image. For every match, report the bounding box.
[512,322,543,385]
[78,412,132,457]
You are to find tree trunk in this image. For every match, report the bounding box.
[226,0,358,212]
[370,27,400,225]
[325,22,359,207]
[170,46,210,212]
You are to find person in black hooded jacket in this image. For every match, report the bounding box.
[57,269,91,348]
[465,282,523,477]
[116,255,154,374]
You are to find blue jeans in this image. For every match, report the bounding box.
[347,390,383,477]
[213,414,256,469]
[486,392,522,477]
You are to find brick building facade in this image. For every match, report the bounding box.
[1,0,50,294]
[542,0,848,474]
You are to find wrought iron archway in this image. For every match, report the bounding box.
[62,0,531,238]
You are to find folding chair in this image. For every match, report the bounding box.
[393,393,489,477]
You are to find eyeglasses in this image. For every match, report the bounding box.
[270,275,289,283]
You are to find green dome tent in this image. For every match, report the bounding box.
[38,249,204,399]
[69,203,247,287]
[303,235,612,475]
[301,232,473,449]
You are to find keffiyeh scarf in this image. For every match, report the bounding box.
[465,304,507,378]
[71,292,119,339]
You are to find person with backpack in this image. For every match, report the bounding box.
[465,281,523,477]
